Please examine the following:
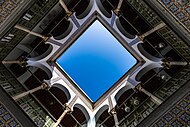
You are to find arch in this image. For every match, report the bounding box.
[73,104,90,122]
[95,105,109,122]
[116,17,137,39]
[29,44,53,61]
[73,0,93,19]
[27,44,53,61]
[115,85,134,102]
[138,43,162,62]
[27,61,52,80]
[51,83,71,101]
[136,63,162,81]
[96,0,112,18]
[120,1,152,34]
[51,19,73,40]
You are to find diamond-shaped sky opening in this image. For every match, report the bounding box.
[57,20,137,102]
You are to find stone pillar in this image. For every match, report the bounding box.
[2,58,27,67]
[110,108,119,127]
[114,0,123,15]
[136,85,163,105]
[139,22,166,40]
[2,60,21,64]
[59,0,72,16]
[53,105,71,127]
[12,83,48,100]
[167,61,188,66]
[162,61,188,69]
[14,24,49,41]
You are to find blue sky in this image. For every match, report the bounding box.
[57,21,136,102]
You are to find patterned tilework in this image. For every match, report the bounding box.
[0,0,19,25]
[159,0,190,31]
[153,93,190,126]
[0,103,21,127]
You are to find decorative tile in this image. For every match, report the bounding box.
[184,20,190,27]
[3,113,11,121]
[0,103,20,127]
[0,0,19,25]
[176,12,186,20]
[161,0,172,5]
[169,4,179,12]
[186,7,190,14]
[179,100,189,108]
[164,113,173,122]
[171,107,181,115]
[159,0,190,30]
[185,94,190,101]
[180,112,190,122]
[8,120,19,127]
[177,0,189,7]
[153,93,190,126]
[171,119,183,127]
[156,120,166,127]
[0,107,6,115]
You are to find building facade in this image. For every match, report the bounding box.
[0,0,190,127]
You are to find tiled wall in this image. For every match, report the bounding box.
[0,102,21,127]
[153,93,190,126]
[159,0,190,31]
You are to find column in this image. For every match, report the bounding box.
[110,108,119,127]
[167,61,188,66]
[53,105,71,127]
[136,85,163,105]
[163,61,188,68]
[162,58,189,69]
[2,60,21,64]
[59,0,72,16]
[114,0,123,15]
[12,83,48,100]
[52,96,78,127]
[139,22,166,40]
[14,25,49,41]
[2,59,27,67]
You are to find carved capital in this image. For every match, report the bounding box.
[114,8,121,16]
[135,83,143,92]
[110,108,117,115]
[63,104,72,113]
[41,82,49,89]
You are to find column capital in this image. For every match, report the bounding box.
[110,107,117,115]
[42,36,50,41]
[19,56,28,67]
[66,11,73,17]
[161,57,171,69]
[138,35,145,41]
[113,9,121,16]
[63,104,72,113]
[59,0,73,17]
[114,0,123,16]
[41,82,49,89]
[135,83,143,91]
